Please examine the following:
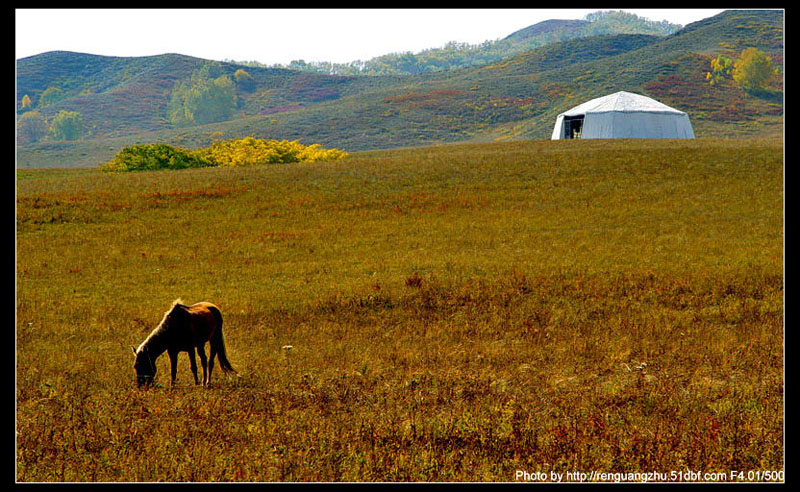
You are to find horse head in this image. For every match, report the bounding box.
[132,345,157,388]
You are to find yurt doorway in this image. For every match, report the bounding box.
[564,115,584,139]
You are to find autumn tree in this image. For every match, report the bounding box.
[38,86,64,107]
[733,48,777,92]
[50,110,83,141]
[20,94,33,112]
[168,63,238,127]
[234,68,255,92]
[705,55,733,86]
[17,111,48,144]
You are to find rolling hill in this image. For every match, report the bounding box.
[16,9,783,168]
[266,10,682,76]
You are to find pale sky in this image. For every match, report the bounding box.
[16,9,728,65]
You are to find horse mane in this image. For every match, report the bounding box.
[138,299,186,352]
[159,298,188,329]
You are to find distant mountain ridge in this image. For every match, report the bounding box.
[254,10,682,76]
[16,9,783,168]
[503,19,591,42]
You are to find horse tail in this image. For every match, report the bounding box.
[209,305,235,373]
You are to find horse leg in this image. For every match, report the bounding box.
[197,344,209,387]
[168,349,179,387]
[188,347,199,385]
[208,342,217,386]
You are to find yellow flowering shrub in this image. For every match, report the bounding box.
[193,137,348,167]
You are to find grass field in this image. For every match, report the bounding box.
[16,137,783,482]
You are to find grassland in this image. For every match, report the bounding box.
[16,137,783,482]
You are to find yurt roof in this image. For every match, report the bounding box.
[559,91,686,117]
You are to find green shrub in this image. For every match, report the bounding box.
[100,144,213,172]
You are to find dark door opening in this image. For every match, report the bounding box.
[564,115,585,139]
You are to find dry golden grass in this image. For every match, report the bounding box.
[16,138,783,481]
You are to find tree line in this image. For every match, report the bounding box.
[229,11,681,76]
[17,83,86,144]
[17,109,83,144]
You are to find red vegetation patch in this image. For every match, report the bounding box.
[405,272,424,289]
[286,74,342,102]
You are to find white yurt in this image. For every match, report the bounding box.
[551,91,695,140]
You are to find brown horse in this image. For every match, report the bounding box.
[132,299,235,388]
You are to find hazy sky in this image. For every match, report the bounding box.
[16,9,728,65]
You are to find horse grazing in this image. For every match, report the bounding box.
[132,299,235,388]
